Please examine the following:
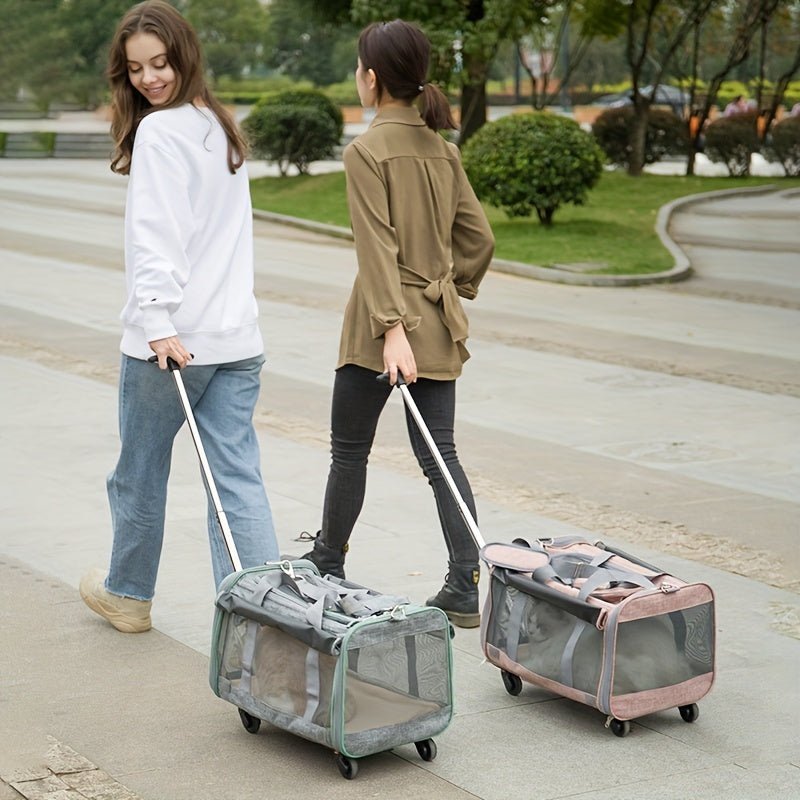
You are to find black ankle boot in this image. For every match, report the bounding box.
[426,562,480,628]
[300,531,348,580]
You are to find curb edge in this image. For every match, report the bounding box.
[252,183,780,287]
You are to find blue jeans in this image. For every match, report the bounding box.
[106,354,279,600]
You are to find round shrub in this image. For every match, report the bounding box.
[592,106,689,168]
[243,104,339,176]
[252,88,343,140]
[770,115,800,177]
[462,112,605,226]
[704,111,760,176]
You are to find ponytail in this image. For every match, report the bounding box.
[419,83,457,132]
[358,21,458,133]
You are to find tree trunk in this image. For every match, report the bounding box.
[627,102,649,176]
[459,79,487,145]
[686,146,696,176]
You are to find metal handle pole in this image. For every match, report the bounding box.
[168,363,242,572]
[397,383,486,551]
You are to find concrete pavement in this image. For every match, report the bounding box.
[1,159,799,799]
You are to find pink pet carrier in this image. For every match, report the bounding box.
[392,373,715,736]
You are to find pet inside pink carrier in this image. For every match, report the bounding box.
[480,538,715,736]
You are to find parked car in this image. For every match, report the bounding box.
[594,85,688,116]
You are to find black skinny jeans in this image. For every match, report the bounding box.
[321,364,479,565]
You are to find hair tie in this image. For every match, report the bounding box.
[418,83,425,92]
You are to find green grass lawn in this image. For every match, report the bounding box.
[249,169,800,275]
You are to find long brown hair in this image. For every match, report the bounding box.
[358,20,456,132]
[108,0,247,174]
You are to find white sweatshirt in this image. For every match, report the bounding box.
[120,104,262,365]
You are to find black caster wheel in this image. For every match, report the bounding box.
[512,538,531,547]
[501,669,523,696]
[238,708,261,734]
[335,753,359,780]
[609,718,630,738]
[415,738,437,762]
[679,703,699,723]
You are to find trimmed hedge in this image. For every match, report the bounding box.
[462,112,604,225]
[251,89,343,140]
[592,106,689,168]
[770,115,800,177]
[704,111,760,176]
[243,104,339,176]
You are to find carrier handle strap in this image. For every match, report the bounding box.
[590,551,616,568]
[532,553,599,586]
[577,567,656,601]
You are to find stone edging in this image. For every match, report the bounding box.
[253,183,778,286]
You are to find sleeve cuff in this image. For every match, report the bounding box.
[141,305,178,344]
[369,314,422,339]
[456,284,478,300]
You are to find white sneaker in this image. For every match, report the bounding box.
[80,569,152,633]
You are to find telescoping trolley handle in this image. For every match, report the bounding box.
[383,372,486,551]
[155,357,242,573]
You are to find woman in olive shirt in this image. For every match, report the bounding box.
[303,20,494,628]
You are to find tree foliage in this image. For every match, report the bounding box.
[0,0,130,107]
[518,0,627,109]
[0,0,271,108]
[183,0,268,80]
[346,0,551,141]
[262,0,358,85]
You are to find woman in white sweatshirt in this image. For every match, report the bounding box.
[80,0,278,633]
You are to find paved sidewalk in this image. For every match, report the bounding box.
[1,158,799,798]
[0,359,800,800]
[2,354,799,799]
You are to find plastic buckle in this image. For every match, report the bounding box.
[389,604,407,621]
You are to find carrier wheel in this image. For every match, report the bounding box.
[679,703,699,723]
[512,538,531,548]
[415,738,437,762]
[238,708,261,734]
[501,670,523,696]
[609,718,630,738]
[335,754,358,780]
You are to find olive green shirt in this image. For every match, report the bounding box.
[337,105,495,380]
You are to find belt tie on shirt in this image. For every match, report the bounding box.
[398,264,469,344]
